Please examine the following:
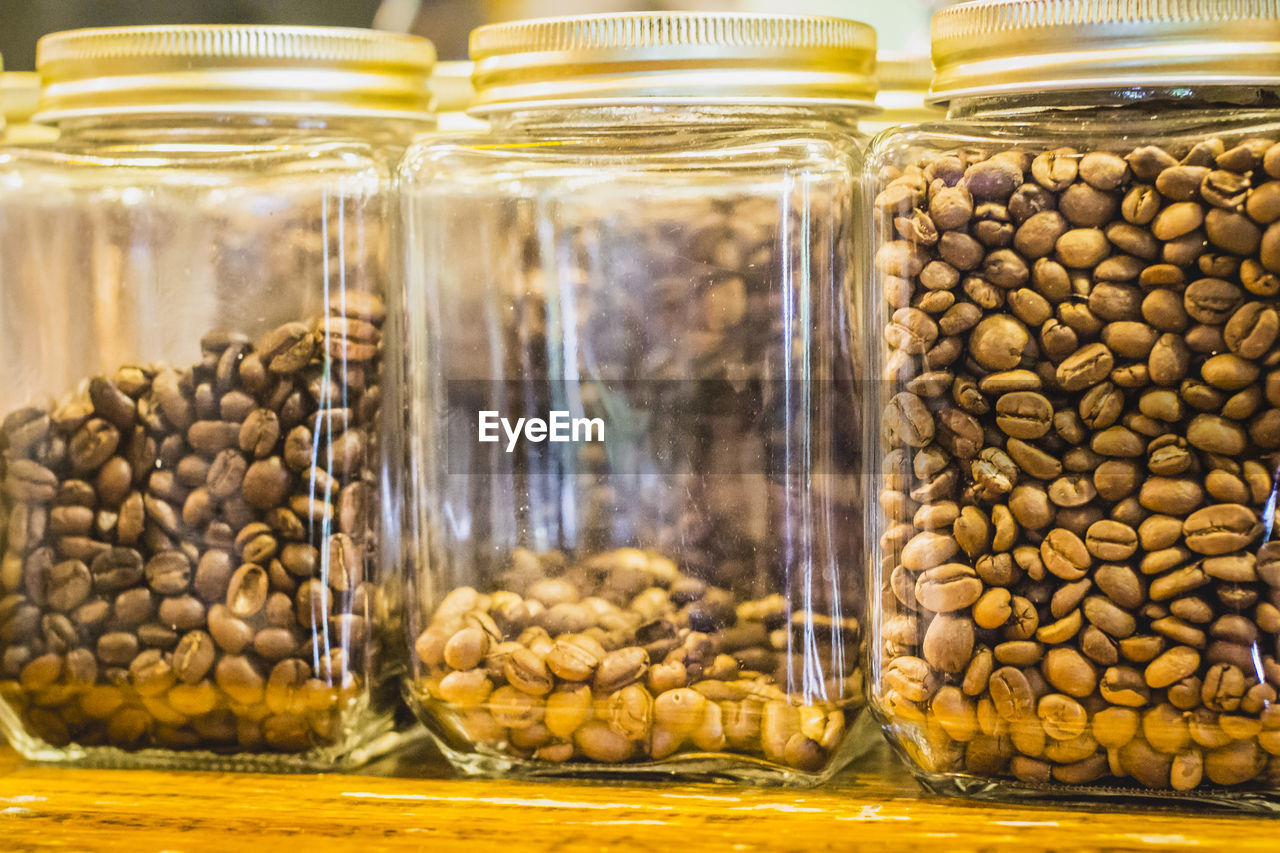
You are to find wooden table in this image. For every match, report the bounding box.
[0,736,1276,852]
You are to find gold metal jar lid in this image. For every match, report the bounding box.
[877,53,932,94]
[469,12,876,113]
[430,61,476,113]
[2,72,40,124]
[35,25,437,123]
[930,0,1280,104]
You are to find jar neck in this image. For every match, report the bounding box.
[482,102,866,134]
[946,86,1280,121]
[49,112,431,145]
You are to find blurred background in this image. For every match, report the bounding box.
[0,0,951,68]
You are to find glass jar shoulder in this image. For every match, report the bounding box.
[402,122,862,189]
[0,137,389,189]
[868,107,1280,171]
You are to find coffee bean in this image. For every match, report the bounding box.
[214,654,266,706]
[1060,184,1117,227]
[994,392,1053,439]
[68,419,121,474]
[969,315,1030,370]
[43,559,91,612]
[1056,227,1110,268]
[1084,520,1138,562]
[145,552,192,596]
[129,648,175,697]
[1040,529,1091,581]
[1080,152,1128,191]
[1182,504,1262,555]
[915,563,983,612]
[96,632,139,667]
[241,457,290,511]
[1056,343,1114,391]
[226,564,269,618]
[922,614,975,673]
[170,630,216,684]
[90,547,144,592]
[1145,645,1201,689]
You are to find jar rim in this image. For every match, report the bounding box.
[929,0,1280,105]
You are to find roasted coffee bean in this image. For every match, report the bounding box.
[144,552,192,596]
[922,614,975,674]
[1182,504,1262,555]
[43,560,92,612]
[90,547,145,592]
[915,564,983,612]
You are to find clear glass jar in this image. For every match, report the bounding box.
[429,61,486,133]
[862,53,940,138]
[867,0,1280,808]
[0,25,435,770]
[399,12,879,783]
[2,73,57,144]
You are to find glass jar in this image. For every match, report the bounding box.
[866,0,1280,808]
[399,12,878,783]
[2,72,57,144]
[0,25,435,770]
[862,53,940,138]
[429,61,486,133]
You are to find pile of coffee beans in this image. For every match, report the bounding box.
[873,136,1280,790]
[412,547,862,772]
[0,291,384,754]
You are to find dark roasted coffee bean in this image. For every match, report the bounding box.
[256,322,316,374]
[206,449,248,500]
[144,551,192,596]
[239,409,281,459]
[158,595,205,631]
[90,547,144,592]
[242,457,290,510]
[43,559,92,612]
[226,564,269,618]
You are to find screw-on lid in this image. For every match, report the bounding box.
[469,12,877,113]
[35,25,437,123]
[2,73,40,124]
[430,61,475,113]
[877,53,932,94]
[930,0,1280,105]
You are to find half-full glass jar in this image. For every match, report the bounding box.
[867,0,1280,808]
[400,11,877,782]
[0,25,435,769]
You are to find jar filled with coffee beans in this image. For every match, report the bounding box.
[0,26,435,769]
[398,12,877,782]
[867,0,1280,807]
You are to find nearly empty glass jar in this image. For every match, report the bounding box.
[0,25,435,769]
[2,72,57,144]
[399,12,877,782]
[866,0,1280,808]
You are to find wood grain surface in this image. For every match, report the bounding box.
[0,738,1276,852]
